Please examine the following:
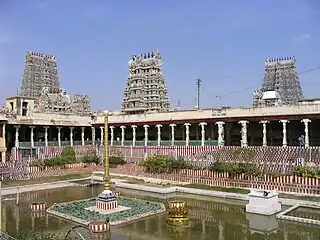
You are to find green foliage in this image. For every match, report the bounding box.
[169,157,193,170]
[293,166,320,178]
[59,146,76,164]
[52,197,163,222]
[16,230,59,240]
[82,155,101,165]
[109,156,125,165]
[43,157,62,167]
[208,162,260,177]
[38,147,76,167]
[139,155,191,173]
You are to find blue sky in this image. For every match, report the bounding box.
[0,0,319,110]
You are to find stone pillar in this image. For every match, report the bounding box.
[279,120,289,147]
[169,124,176,146]
[120,126,126,146]
[70,127,74,147]
[199,122,207,146]
[30,126,35,148]
[110,126,114,146]
[259,120,269,146]
[15,125,20,148]
[156,124,162,146]
[215,121,225,146]
[91,127,95,145]
[301,119,311,148]
[44,126,49,147]
[238,120,249,147]
[100,126,104,145]
[143,125,149,146]
[57,127,61,147]
[81,127,85,146]
[184,123,191,146]
[131,125,137,146]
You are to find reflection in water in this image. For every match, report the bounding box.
[1,185,320,239]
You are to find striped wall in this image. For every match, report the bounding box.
[9,145,320,173]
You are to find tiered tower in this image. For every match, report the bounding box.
[252,56,303,107]
[121,51,171,114]
[21,51,60,98]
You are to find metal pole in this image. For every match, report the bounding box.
[0,179,2,236]
[104,116,111,190]
[196,78,201,109]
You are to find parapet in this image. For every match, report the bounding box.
[265,56,296,66]
[131,50,161,61]
[27,50,56,60]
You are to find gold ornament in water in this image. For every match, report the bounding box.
[166,201,189,227]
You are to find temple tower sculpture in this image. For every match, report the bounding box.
[121,51,171,114]
[21,51,60,98]
[252,56,303,107]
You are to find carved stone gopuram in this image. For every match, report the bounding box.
[253,56,303,107]
[121,51,171,114]
[19,51,92,115]
[21,51,60,98]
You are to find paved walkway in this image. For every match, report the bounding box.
[1,178,89,196]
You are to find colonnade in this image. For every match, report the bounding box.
[14,125,87,148]
[12,118,312,148]
[99,118,312,147]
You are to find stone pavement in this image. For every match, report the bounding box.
[1,178,89,196]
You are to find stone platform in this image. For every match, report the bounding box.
[47,197,165,226]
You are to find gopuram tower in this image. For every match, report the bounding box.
[121,51,171,114]
[20,51,60,98]
[252,56,303,107]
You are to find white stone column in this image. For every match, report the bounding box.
[30,126,35,148]
[110,126,114,146]
[57,127,61,147]
[259,120,269,147]
[238,120,249,147]
[100,126,104,145]
[143,125,149,146]
[199,122,207,146]
[81,127,85,146]
[14,125,20,148]
[70,127,74,147]
[279,120,289,147]
[44,126,49,147]
[169,124,176,146]
[131,125,137,146]
[120,126,126,146]
[91,127,95,145]
[215,121,225,146]
[156,124,162,146]
[184,123,191,146]
[301,119,311,148]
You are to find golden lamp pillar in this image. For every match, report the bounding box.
[104,116,111,190]
[166,201,189,227]
[95,116,118,211]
